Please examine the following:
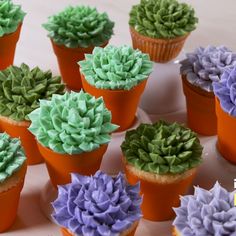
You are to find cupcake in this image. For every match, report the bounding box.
[0,133,27,232]
[181,46,236,135]
[173,182,236,236]
[52,171,142,236]
[129,0,198,63]
[0,0,25,70]
[43,5,114,91]
[79,45,153,131]
[0,63,65,165]
[28,91,118,187]
[121,120,203,221]
[213,66,236,164]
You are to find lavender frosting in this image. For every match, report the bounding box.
[213,66,236,117]
[52,171,142,236]
[180,46,236,92]
[173,182,236,236]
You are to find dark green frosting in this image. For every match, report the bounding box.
[43,5,114,48]
[129,0,198,39]
[0,63,65,121]
[121,121,203,174]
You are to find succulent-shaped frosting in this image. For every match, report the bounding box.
[213,66,236,117]
[52,171,142,236]
[0,133,26,183]
[43,5,114,48]
[28,91,118,154]
[173,182,236,236]
[0,63,65,121]
[129,0,198,39]
[121,121,203,174]
[79,45,153,90]
[181,46,236,92]
[0,0,25,37]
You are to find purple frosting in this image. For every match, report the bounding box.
[213,66,236,117]
[180,46,236,92]
[52,171,142,236]
[173,182,236,236]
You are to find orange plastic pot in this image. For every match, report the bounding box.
[182,75,216,136]
[81,74,147,131]
[215,98,236,164]
[0,116,43,165]
[0,24,22,70]
[51,40,108,91]
[37,143,108,188]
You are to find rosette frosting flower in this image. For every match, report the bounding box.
[43,5,114,48]
[181,46,236,92]
[79,45,153,90]
[173,182,236,236]
[213,66,236,116]
[52,171,142,236]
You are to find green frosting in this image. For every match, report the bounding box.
[121,121,203,174]
[79,45,153,90]
[43,5,114,48]
[0,0,26,37]
[0,63,65,121]
[0,133,26,183]
[129,0,198,39]
[28,91,118,155]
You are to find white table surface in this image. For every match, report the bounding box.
[3,0,236,235]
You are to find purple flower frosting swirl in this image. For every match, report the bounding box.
[180,46,236,92]
[52,171,142,236]
[173,182,236,236]
[213,66,236,117]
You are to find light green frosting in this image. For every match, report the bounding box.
[0,63,65,121]
[121,121,203,174]
[0,133,26,183]
[43,5,114,48]
[28,91,119,155]
[0,0,26,37]
[129,0,198,39]
[79,45,153,90]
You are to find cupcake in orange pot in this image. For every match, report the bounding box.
[121,120,203,221]
[43,5,114,91]
[28,91,118,188]
[0,0,25,70]
[213,66,236,164]
[0,63,65,165]
[181,46,236,136]
[0,133,27,232]
[129,0,198,63]
[79,45,153,131]
[52,171,142,236]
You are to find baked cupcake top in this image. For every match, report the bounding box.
[28,91,118,154]
[0,133,26,183]
[43,5,114,48]
[213,66,236,116]
[181,46,236,92]
[121,120,203,175]
[79,45,153,90]
[173,182,236,236]
[129,0,198,39]
[0,63,65,121]
[0,0,25,37]
[52,171,142,236]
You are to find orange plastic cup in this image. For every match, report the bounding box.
[182,75,216,136]
[51,40,108,91]
[215,98,236,164]
[37,143,108,188]
[0,24,22,70]
[81,74,147,131]
[0,116,43,165]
